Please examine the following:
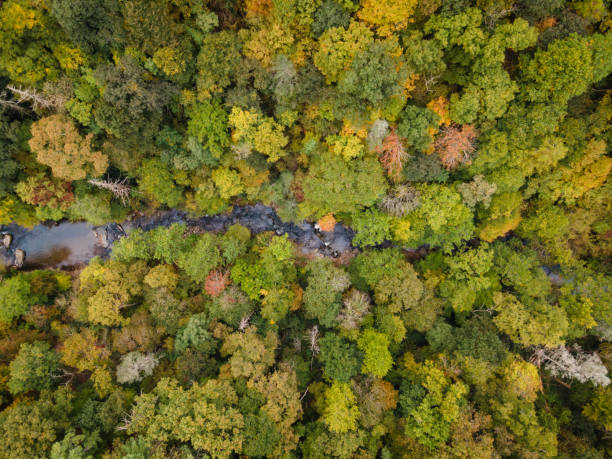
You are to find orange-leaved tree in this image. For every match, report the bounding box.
[377,127,408,180]
[29,114,108,181]
[435,124,477,170]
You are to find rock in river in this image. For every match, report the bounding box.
[1,233,11,249]
[13,249,25,268]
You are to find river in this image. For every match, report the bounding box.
[0,204,356,270]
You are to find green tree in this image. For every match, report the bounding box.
[174,313,217,354]
[121,0,184,56]
[322,381,360,433]
[49,430,94,459]
[137,158,185,208]
[400,183,474,251]
[438,245,495,312]
[175,233,222,283]
[400,355,468,450]
[303,259,350,327]
[351,208,391,247]
[0,275,36,323]
[238,235,295,289]
[357,329,393,377]
[196,30,243,96]
[186,98,230,158]
[318,333,362,382]
[338,39,408,108]
[51,0,124,53]
[8,341,59,394]
[583,386,612,431]
[492,292,568,347]
[128,377,244,457]
[248,369,303,456]
[397,105,439,153]
[93,56,176,139]
[373,261,424,313]
[300,423,365,459]
[314,20,373,84]
[209,285,255,327]
[521,33,595,105]
[311,0,350,38]
[242,412,281,457]
[300,150,387,219]
[349,247,406,290]
[0,390,71,458]
[219,224,251,264]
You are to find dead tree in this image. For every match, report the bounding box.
[532,345,610,387]
[0,89,27,113]
[306,325,320,369]
[88,177,132,205]
[6,85,57,111]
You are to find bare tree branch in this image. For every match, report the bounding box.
[0,90,28,113]
[88,177,132,205]
[6,85,57,110]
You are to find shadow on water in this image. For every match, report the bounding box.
[23,246,73,269]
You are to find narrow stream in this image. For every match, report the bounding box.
[0,204,356,270]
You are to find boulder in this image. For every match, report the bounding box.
[13,249,25,268]
[1,233,11,249]
[94,228,109,248]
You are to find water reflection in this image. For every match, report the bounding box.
[23,246,72,269]
[10,222,99,269]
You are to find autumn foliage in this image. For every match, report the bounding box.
[376,128,408,180]
[28,114,108,181]
[317,213,337,232]
[205,269,230,297]
[435,125,478,170]
[0,0,611,457]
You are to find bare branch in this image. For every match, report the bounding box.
[88,177,132,205]
[484,6,515,29]
[239,312,253,332]
[0,90,28,113]
[532,345,610,387]
[7,85,57,111]
[306,325,320,369]
[423,74,440,92]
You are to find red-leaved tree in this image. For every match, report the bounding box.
[435,125,477,170]
[204,269,230,297]
[376,127,408,180]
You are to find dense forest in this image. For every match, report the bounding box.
[0,0,611,457]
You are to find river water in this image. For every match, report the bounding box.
[0,204,356,270]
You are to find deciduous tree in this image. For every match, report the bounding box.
[29,114,108,181]
[357,329,392,377]
[322,381,360,433]
[8,341,59,394]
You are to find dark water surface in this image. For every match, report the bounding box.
[0,204,356,270]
